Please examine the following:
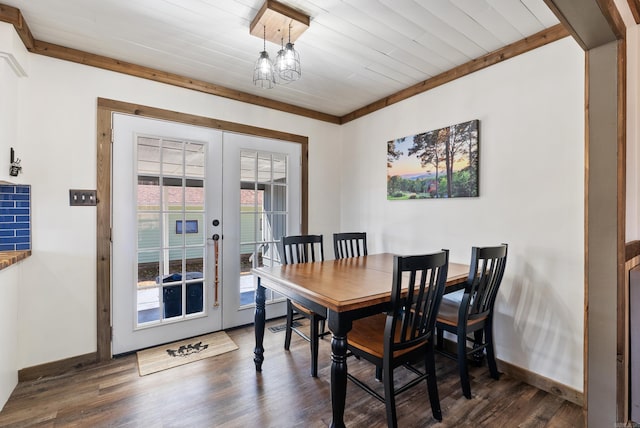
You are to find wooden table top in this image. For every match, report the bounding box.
[252,253,469,313]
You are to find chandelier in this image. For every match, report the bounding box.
[250,0,308,88]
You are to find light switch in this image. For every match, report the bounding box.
[69,189,97,206]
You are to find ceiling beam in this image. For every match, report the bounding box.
[627,0,640,24]
[543,0,624,50]
[595,0,626,40]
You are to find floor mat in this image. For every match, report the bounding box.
[136,331,238,376]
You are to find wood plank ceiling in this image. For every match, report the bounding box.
[0,0,560,119]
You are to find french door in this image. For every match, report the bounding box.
[222,132,301,327]
[111,114,300,355]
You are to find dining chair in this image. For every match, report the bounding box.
[346,250,449,427]
[333,232,368,259]
[435,244,508,399]
[280,234,327,377]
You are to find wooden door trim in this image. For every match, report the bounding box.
[96,98,309,361]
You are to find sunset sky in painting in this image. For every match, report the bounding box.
[388,134,471,178]
[387,136,425,177]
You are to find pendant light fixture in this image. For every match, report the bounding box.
[275,24,301,83]
[249,0,309,88]
[253,25,276,89]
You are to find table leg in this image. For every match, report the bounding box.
[328,311,351,428]
[254,277,266,372]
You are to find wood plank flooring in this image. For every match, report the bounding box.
[0,319,584,427]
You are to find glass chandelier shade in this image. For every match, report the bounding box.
[253,23,301,88]
[253,26,276,89]
[253,50,276,89]
[275,41,301,82]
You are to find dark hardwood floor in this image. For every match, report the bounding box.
[0,319,584,427]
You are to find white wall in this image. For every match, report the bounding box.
[0,22,28,182]
[15,53,341,369]
[0,264,19,411]
[0,23,28,411]
[341,38,585,390]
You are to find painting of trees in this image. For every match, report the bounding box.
[386,120,479,200]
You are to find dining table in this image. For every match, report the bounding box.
[251,252,469,428]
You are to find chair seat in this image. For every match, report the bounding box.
[436,244,508,400]
[281,234,325,378]
[436,299,486,328]
[291,301,324,318]
[349,313,425,359]
[346,252,449,426]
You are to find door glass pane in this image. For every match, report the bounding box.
[271,185,287,212]
[185,179,204,210]
[238,150,289,307]
[135,136,207,326]
[162,140,184,176]
[138,213,161,249]
[185,248,204,315]
[273,153,287,183]
[138,250,160,282]
[137,137,161,176]
[240,151,257,182]
[138,176,160,209]
[137,286,160,324]
[185,142,205,178]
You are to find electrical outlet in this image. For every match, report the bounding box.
[69,189,97,206]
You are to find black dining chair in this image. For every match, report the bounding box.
[333,232,368,259]
[346,250,449,427]
[280,234,327,377]
[436,244,508,399]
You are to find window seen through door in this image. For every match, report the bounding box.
[135,136,207,324]
[239,150,289,306]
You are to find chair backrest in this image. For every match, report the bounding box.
[463,244,508,322]
[281,235,324,265]
[333,232,368,259]
[386,250,449,354]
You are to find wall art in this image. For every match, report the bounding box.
[387,119,479,199]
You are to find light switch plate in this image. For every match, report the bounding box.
[69,189,97,206]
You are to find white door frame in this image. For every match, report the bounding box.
[96,99,309,361]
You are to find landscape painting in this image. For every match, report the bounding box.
[387,119,479,200]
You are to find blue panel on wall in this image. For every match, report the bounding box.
[0,184,31,251]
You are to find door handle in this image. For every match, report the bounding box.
[213,234,220,307]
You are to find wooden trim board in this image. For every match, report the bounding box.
[95,98,309,362]
[497,359,584,407]
[340,24,570,124]
[0,3,569,124]
[18,353,97,382]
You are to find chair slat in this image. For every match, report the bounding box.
[435,243,508,399]
[347,250,449,426]
[333,232,368,259]
[280,234,326,377]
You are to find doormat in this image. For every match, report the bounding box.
[136,331,238,376]
[268,321,302,333]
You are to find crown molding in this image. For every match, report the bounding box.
[1,3,572,125]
